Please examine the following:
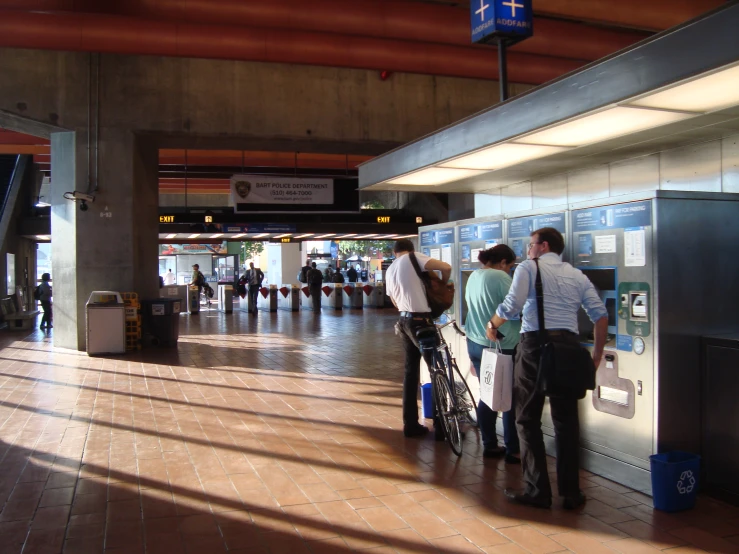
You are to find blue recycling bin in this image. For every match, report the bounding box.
[649,451,701,512]
[421,383,433,419]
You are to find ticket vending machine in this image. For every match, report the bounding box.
[505,210,569,265]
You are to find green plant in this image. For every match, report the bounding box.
[337,240,393,259]
[360,200,385,209]
[240,241,264,265]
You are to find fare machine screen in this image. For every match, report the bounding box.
[419,226,456,316]
[571,200,654,462]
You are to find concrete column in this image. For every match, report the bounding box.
[51,130,158,350]
[266,243,301,286]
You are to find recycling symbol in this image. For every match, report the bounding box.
[676,470,696,495]
[484,372,492,385]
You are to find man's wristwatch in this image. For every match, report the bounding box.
[487,321,497,331]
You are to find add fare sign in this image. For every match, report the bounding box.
[471,0,533,44]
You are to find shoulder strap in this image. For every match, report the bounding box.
[407,252,424,279]
[533,258,548,345]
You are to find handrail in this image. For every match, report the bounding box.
[0,155,19,218]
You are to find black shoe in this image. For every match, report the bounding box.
[504,488,551,509]
[403,424,429,438]
[483,446,506,458]
[505,454,521,465]
[563,491,586,510]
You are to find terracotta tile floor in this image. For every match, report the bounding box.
[0,308,737,553]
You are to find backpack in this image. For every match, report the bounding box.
[33,285,42,301]
[204,283,215,298]
[299,267,308,283]
[196,271,205,286]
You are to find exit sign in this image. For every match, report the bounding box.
[377,216,391,223]
[159,215,175,223]
[280,237,292,243]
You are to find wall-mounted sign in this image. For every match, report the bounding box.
[420,227,454,246]
[377,216,391,223]
[159,243,228,255]
[458,221,503,242]
[416,217,423,224]
[280,237,292,243]
[231,174,333,210]
[572,201,652,233]
[159,215,175,223]
[219,224,296,234]
[205,215,213,223]
[471,0,533,44]
[507,212,566,239]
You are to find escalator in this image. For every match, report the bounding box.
[0,155,19,221]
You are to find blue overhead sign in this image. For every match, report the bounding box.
[470,0,533,44]
[508,212,566,239]
[420,228,454,246]
[458,221,503,242]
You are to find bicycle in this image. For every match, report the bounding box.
[417,319,478,456]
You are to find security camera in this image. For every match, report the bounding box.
[79,200,89,212]
[72,191,95,203]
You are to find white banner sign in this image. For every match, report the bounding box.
[231,174,333,207]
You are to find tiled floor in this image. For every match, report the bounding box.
[0,308,737,554]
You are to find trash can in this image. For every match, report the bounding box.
[649,451,701,512]
[141,298,181,347]
[421,383,434,419]
[258,285,278,312]
[188,286,200,314]
[322,284,343,310]
[342,283,363,309]
[86,291,126,356]
[217,285,233,313]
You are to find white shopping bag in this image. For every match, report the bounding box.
[479,343,513,412]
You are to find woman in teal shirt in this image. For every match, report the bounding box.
[465,245,521,463]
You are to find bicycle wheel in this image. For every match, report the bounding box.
[432,371,463,457]
[452,362,478,428]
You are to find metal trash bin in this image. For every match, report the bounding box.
[258,284,278,312]
[217,285,233,313]
[188,286,200,314]
[141,298,181,347]
[343,283,363,309]
[86,291,126,356]
[321,284,343,310]
[278,284,300,311]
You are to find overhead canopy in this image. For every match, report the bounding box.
[358,3,739,194]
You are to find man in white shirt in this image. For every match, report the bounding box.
[487,227,607,510]
[386,239,451,438]
[163,269,176,286]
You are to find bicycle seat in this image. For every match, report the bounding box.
[415,328,437,341]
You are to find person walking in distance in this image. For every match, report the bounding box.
[38,273,53,330]
[487,227,607,510]
[164,269,176,286]
[385,239,452,439]
[346,265,358,283]
[244,262,264,314]
[464,245,521,463]
[189,264,205,298]
[306,262,323,312]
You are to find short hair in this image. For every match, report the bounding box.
[393,239,414,254]
[533,227,565,255]
[42,273,51,281]
[192,264,199,269]
[311,262,317,268]
[478,244,516,265]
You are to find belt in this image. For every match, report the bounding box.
[399,311,432,318]
[521,330,576,339]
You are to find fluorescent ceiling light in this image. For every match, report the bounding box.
[387,167,486,186]
[273,234,292,238]
[375,234,399,239]
[397,234,418,238]
[314,233,335,238]
[354,234,378,239]
[210,233,223,239]
[440,143,569,170]
[231,233,246,238]
[188,234,200,239]
[521,106,693,147]
[165,233,177,239]
[628,64,739,113]
[294,233,314,239]
[36,235,50,241]
[252,233,269,238]
[337,234,357,238]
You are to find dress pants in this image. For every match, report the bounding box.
[398,315,438,427]
[248,285,260,313]
[515,334,581,500]
[309,284,322,312]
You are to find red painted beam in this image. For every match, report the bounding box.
[0,10,586,84]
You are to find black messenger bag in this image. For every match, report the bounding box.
[533,259,596,400]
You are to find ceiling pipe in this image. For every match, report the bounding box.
[0,10,586,84]
[0,0,651,62]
